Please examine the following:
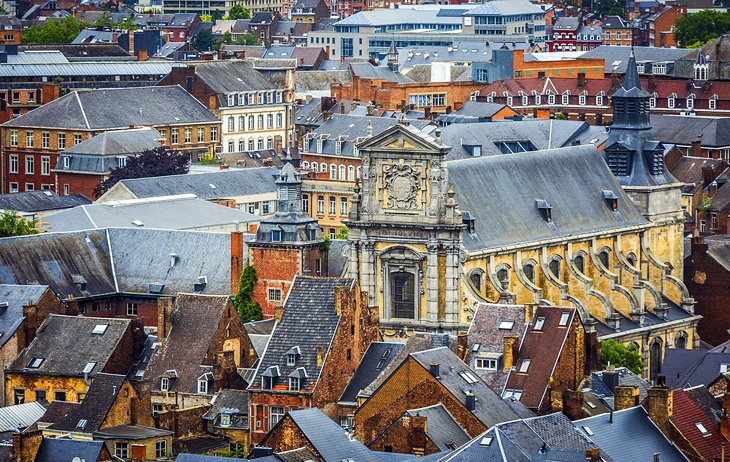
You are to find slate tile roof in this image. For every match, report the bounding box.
[448,145,648,252]
[651,115,730,149]
[193,60,277,97]
[339,341,404,404]
[668,156,726,195]
[405,404,470,451]
[684,385,725,426]
[504,306,577,409]
[410,347,531,426]
[4,86,217,129]
[0,191,90,213]
[0,284,50,349]
[34,439,105,462]
[145,294,231,394]
[7,315,130,377]
[671,388,729,461]
[590,367,649,410]
[203,389,249,430]
[663,347,730,388]
[250,277,353,393]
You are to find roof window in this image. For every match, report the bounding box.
[519,359,531,373]
[28,357,43,368]
[82,362,96,374]
[92,324,108,335]
[498,320,514,330]
[696,422,710,436]
[534,317,546,331]
[582,425,594,436]
[559,312,570,326]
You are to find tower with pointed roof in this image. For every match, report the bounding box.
[249,163,328,318]
[386,41,399,72]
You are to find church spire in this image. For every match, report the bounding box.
[387,41,399,71]
[611,50,651,130]
[621,49,642,92]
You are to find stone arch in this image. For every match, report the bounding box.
[649,338,663,382]
[468,268,484,293]
[573,250,587,275]
[675,331,688,349]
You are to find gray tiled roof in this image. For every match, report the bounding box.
[7,315,130,376]
[0,284,50,349]
[590,367,649,410]
[448,145,648,252]
[202,388,249,428]
[35,439,104,462]
[340,341,404,403]
[250,277,353,393]
[110,167,278,200]
[650,115,730,149]
[4,85,216,129]
[0,191,90,213]
[45,196,259,233]
[575,407,688,462]
[663,347,730,388]
[349,62,414,83]
[578,45,690,73]
[193,60,277,96]
[406,404,470,451]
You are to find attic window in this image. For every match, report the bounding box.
[472,343,481,352]
[209,184,217,189]
[582,425,595,436]
[559,312,570,326]
[461,211,476,234]
[695,422,710,436]
[92,324,108,335]
[289,377,300,391]
[498,321,514,330]
[518,359,531,373]
[536,199,552,222]
[82,362,96,374]
[160,377,169,392]
[602,190,619,211]
[586,401,597,409]
[272,230,282,241]
[194,276,207,292]
[479,436,493,447]
[220,414,231,426]
[504,389,522,399]
[721,363,729,374]
[28,357,43,368]
[459,371,479,384]
[534,317,546,331]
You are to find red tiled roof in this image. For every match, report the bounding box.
[505,306,577,410]
[671,388,730,460]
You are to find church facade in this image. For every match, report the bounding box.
[346,54,700,380]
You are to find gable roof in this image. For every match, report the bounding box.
[59,127,161,172]
[202,388,249,428]
[448,146,649,252]
[409,347,529,427]
[340,341,404,404]
[4,86,217,129]
[34,439,105,462]
[8,315,131,377]
[0,284,51,349]
[349,62,413,83]
[671,389,729,461]
[193,60,276,96]
[104,167,278,201]
[504,306,577,409]
[145,294,231,394]
[0,191,90,213]
[576,407,686,462]
[250,277,354,393]
[663,347,730,388]
[405,404,470,451]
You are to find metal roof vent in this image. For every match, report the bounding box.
[536,199,552,222]
[169,253,179,268]
[194,275,207,292]
[602,190,619,211]
[148,283,165,294]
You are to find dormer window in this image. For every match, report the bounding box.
[272,229,282,241]
[220,414,231,426]
[286,346,301,366]
[160,377,169,392]
[289,377,300,391]
[536,199,552,222]
[228,94,235,106]
[603,190,618,211]
[198,377,209,394]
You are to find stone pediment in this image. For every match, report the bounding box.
[356,122,450,155]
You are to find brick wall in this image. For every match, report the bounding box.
[156,404,212,438]
[545,314,586,412]
[257,414,318,456]
[368,414,440,455]
[56,171,105,200]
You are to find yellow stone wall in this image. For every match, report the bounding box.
[5,374,87,406]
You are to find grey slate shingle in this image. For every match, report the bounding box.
[0,284,50,349]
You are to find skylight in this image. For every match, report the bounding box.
[582,425,594,436]
[519,359,531,373]
[472,343,481,352]
[28,357,43,368]
[92,324,108,335]
[76,419,87,430]
[498,320,514,330]
[534,317,546,331]
[559,312,570,326]
[479,436,493,446]
[695,422,710,436]
[459,371,479,384]
[82,362,96,374]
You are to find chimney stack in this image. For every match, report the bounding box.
[562,389,584,420]
[465,392,476,412]
[643,377,673,437]
[602,368,619,393]
[230,231,244,294]
[503,336,519,370]
[614,385,640,410]
[586,448,601,462]
[410,414,427,456]
[691,139,703,157]
[157,297,174,342]
[429,363,440,378]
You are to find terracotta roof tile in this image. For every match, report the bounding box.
[671,388,729,460]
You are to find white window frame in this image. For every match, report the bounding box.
[289,377,300,391]
[709,97,717,110]
[268,288,282,301]
[155,440,167,458]
[126,302,138,316]
[197,377,208,394]
[270,406,285,430]
[518,359,531,373]
[475,358,498,371]
[668,97,675,109]
[562,93,570,105]
[115,442,129,459]
[160,377,169,392]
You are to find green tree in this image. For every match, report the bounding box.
[334,226,348,239]
[0,212,38,238]
[233,261,263,323]
[228,3,252,19]
[675,10,730,47]
[588,0,623,17]
[94,147,189,198]
[221,31,259,45]
[22,16,91,44]
[193,28,217,51]
[600,339,643,374]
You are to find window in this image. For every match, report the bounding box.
[686,98,694,110]
[475,358,498,370]
[267,114,273,129]
[248,116,255,130]
[228,140,235,152]
[574,254,585,274]
[289,377,300,391]
[28,357,43,368]
[115,442,129,459]
[523,262,535,283]
[549,259,560,278]
[559,311,570,326]
[36,389,46,401]
[270,406,284,430]
[286,354,296,366]
[25,183,34,191]
[518,359,531,373]
[599,250,609,268]
[302,195,309,213]
[14,389,24,405]
[184,128,192,144]
[258,115,264,129]
[25,131,33,147]
[9,129,17,147]
[271,229,282,241]
[521,95,528,106]
[155,440,167,458]
[535,95,541,105]
[73,134,82,145]
[41,156,50,175]
[220,414,231,426]
[9,155,17,173]
[348,165,355,181]
[498,320,515,330]
[330,164,337,179]
[55,391,66,401]
[710,98,717,110]
[695,422,709,436]
[668,97,675,109]
[277,113,283,128]
[596,95,604,106]
[548,94,555,105]
[534,317,546,330]
[257,138,264,150]
[198,127,205,142]
[25,156,34,174]
[340,198,348,216]
[562,94,569,105]
[198,377,208,394]
[267,137,273,150]
[41,132,49,149]
[63,184,69,195]
[268,288,282,301]
[238,139,245,152]
[650,97,656,108]
[9,183,18,193]
[329,196,336,215]
[317,195,324,214]
[248,139,254,151]
[579,94,586,106]
[171,129,179,144]
[210,127,218,141]
[126,302,138,316]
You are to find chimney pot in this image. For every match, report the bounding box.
[465,392,476,411]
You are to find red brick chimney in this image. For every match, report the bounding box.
[156,297,174,342]
[231,231,244,294]
[128,29,135,55]
[41,83,60,105]
[562,389,584,420]
[410,414,427,456]
[691,140,703,157]
[643,377,673,437]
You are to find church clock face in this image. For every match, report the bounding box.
[382,163,421,210]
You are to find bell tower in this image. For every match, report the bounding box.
[345,120,465,335]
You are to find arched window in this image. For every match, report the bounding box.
[549,258,561,279]
[312,163,318,173]
[497,267,509,286]
[650,340,662,381]
[599,250,610,269]
[347,166,355,181]
[227,140,234,152]
[302,161,310,169]
[238,116,245,131]
[574,254,585,274]
[329,164,337,179]
[357,166,362,178]
[470,271,482,292]
[626,252,637,268]
[267,137,273,149]
[523,262,535,283]
[338,165,346,180]
[238,139,244,152]
[320,162,327,173]
[227,117,235,132]
[675,332,687,349]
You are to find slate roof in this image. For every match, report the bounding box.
[504,306,577,409]
[579,45,690,73]
[409,347,530,427]
[0,402,46,433]
[18,44,132,60]
[7,315,130,377]
[349,62,413,83]
[447,101,511,118]
[193,60,277,97]
[175,455,244,462]
[668,156,726,195]
[4,86,216,129]
[46,195,259,233]
[684,385,725,426]
[663,347,730,388]
[93,424,172,439]
[590,367,649,410]
[339,341,404,404]
[0,284,50,349]
[250,277,354,394]
[671,389,728,461]
[57,127,162,175]
[0,191,90,213]
[404,404,470,451]
[34,439,105,462]
[575,407,686,462]
[44,373,127,433]
[203,389,249,430]
[448,146,649,252]
[650,115,730,149]
[106,167,278,201]
[145,294,231,394]
[465,303,527,393]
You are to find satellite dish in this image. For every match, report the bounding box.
[72,458,82,462]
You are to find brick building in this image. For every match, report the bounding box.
[0,86,220,194]
[547,16,602,52]
[0,16,22,45]
[249,164,327,317]
[248,277,380,445]
[601,16,633,46]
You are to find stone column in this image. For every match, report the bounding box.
[362,241,377,307]
[444,245,459,323]
[348,241,359,281]
[426,240,439,322]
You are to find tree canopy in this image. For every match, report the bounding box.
[233,261,263,323]
[675,10,730,48]
[584,0,623,17]
[228,4,252,19]
[221,31,259,45]
[193,28,217,51]
[94,147,189,198]
[22,16,91,44]
[600,339,644,375]
[0,212,38,238]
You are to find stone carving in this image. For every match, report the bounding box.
[428,160,445,217]
[361,161,378,214]
[383,163,420,209]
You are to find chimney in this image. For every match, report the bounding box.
[602,368,619,393]
[719,392,730,441]
[429,363,440,378]
[562,389,584,420]
[157,297,174,342]
[614,385,640,410]
[465,392,476,412]
[128,29,135,55]
[137,49,148,61]
[577,72,586,87]
[424,107,431,119]
[340,102,345,114]
[274,304,284,323]
[40,83,60,105]
[503,336,519,370]
[230,231,244,294]
[643,378,673,437]
[691,139,703,157]
[457,333,468,360]
[410,414,427,456]
[585,448,601,462]
[701,164,714,186]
